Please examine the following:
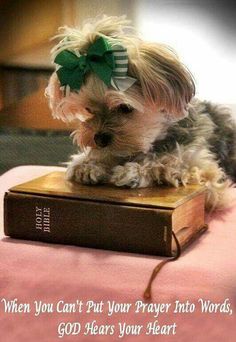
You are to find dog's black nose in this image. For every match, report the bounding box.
[94,132,113,147]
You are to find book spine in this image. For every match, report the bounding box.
[4,192,173,256]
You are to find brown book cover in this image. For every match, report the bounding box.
[4,171,207,257]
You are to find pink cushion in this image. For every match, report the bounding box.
[0,166,236,341]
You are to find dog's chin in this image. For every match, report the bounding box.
[81,143,144,160]
[104,147,139,159]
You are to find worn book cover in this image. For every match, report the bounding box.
[4,171,206,257]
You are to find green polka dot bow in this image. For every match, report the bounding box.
[54,36,137,92]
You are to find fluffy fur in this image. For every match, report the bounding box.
[46,15,236,210]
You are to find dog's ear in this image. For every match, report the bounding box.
[45,72,92,122]
[45,72,65,120]
[129,42,195,118]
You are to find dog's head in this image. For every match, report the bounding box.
[46,16,195,158]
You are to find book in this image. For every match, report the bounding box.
[4,171,207,257]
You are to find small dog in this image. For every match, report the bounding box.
[46,16,236,210]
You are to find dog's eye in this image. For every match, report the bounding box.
[117,104,133,114]
[85,107,92,114]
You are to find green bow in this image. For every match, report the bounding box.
[54,36,136,91]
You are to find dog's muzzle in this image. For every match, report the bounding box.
[94,132,113,148]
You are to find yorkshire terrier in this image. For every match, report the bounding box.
[46,16,236,210]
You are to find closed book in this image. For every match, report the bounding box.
[4,171,206,256]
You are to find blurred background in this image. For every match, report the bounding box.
[0,0,235,174]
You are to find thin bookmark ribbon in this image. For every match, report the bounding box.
[143,231,181,300]
[143,224,208,300]
[54,36,136,92]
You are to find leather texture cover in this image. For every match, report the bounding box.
[4,172,206,256]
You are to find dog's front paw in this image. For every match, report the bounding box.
[66,163,108,185]
[111,162,152,188]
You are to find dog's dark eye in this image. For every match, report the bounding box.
[117,104,133,114]
[85,107,92,113]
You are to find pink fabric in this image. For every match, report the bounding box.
[0,166,236,342]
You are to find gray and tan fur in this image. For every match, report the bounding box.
[46,16,236,210]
